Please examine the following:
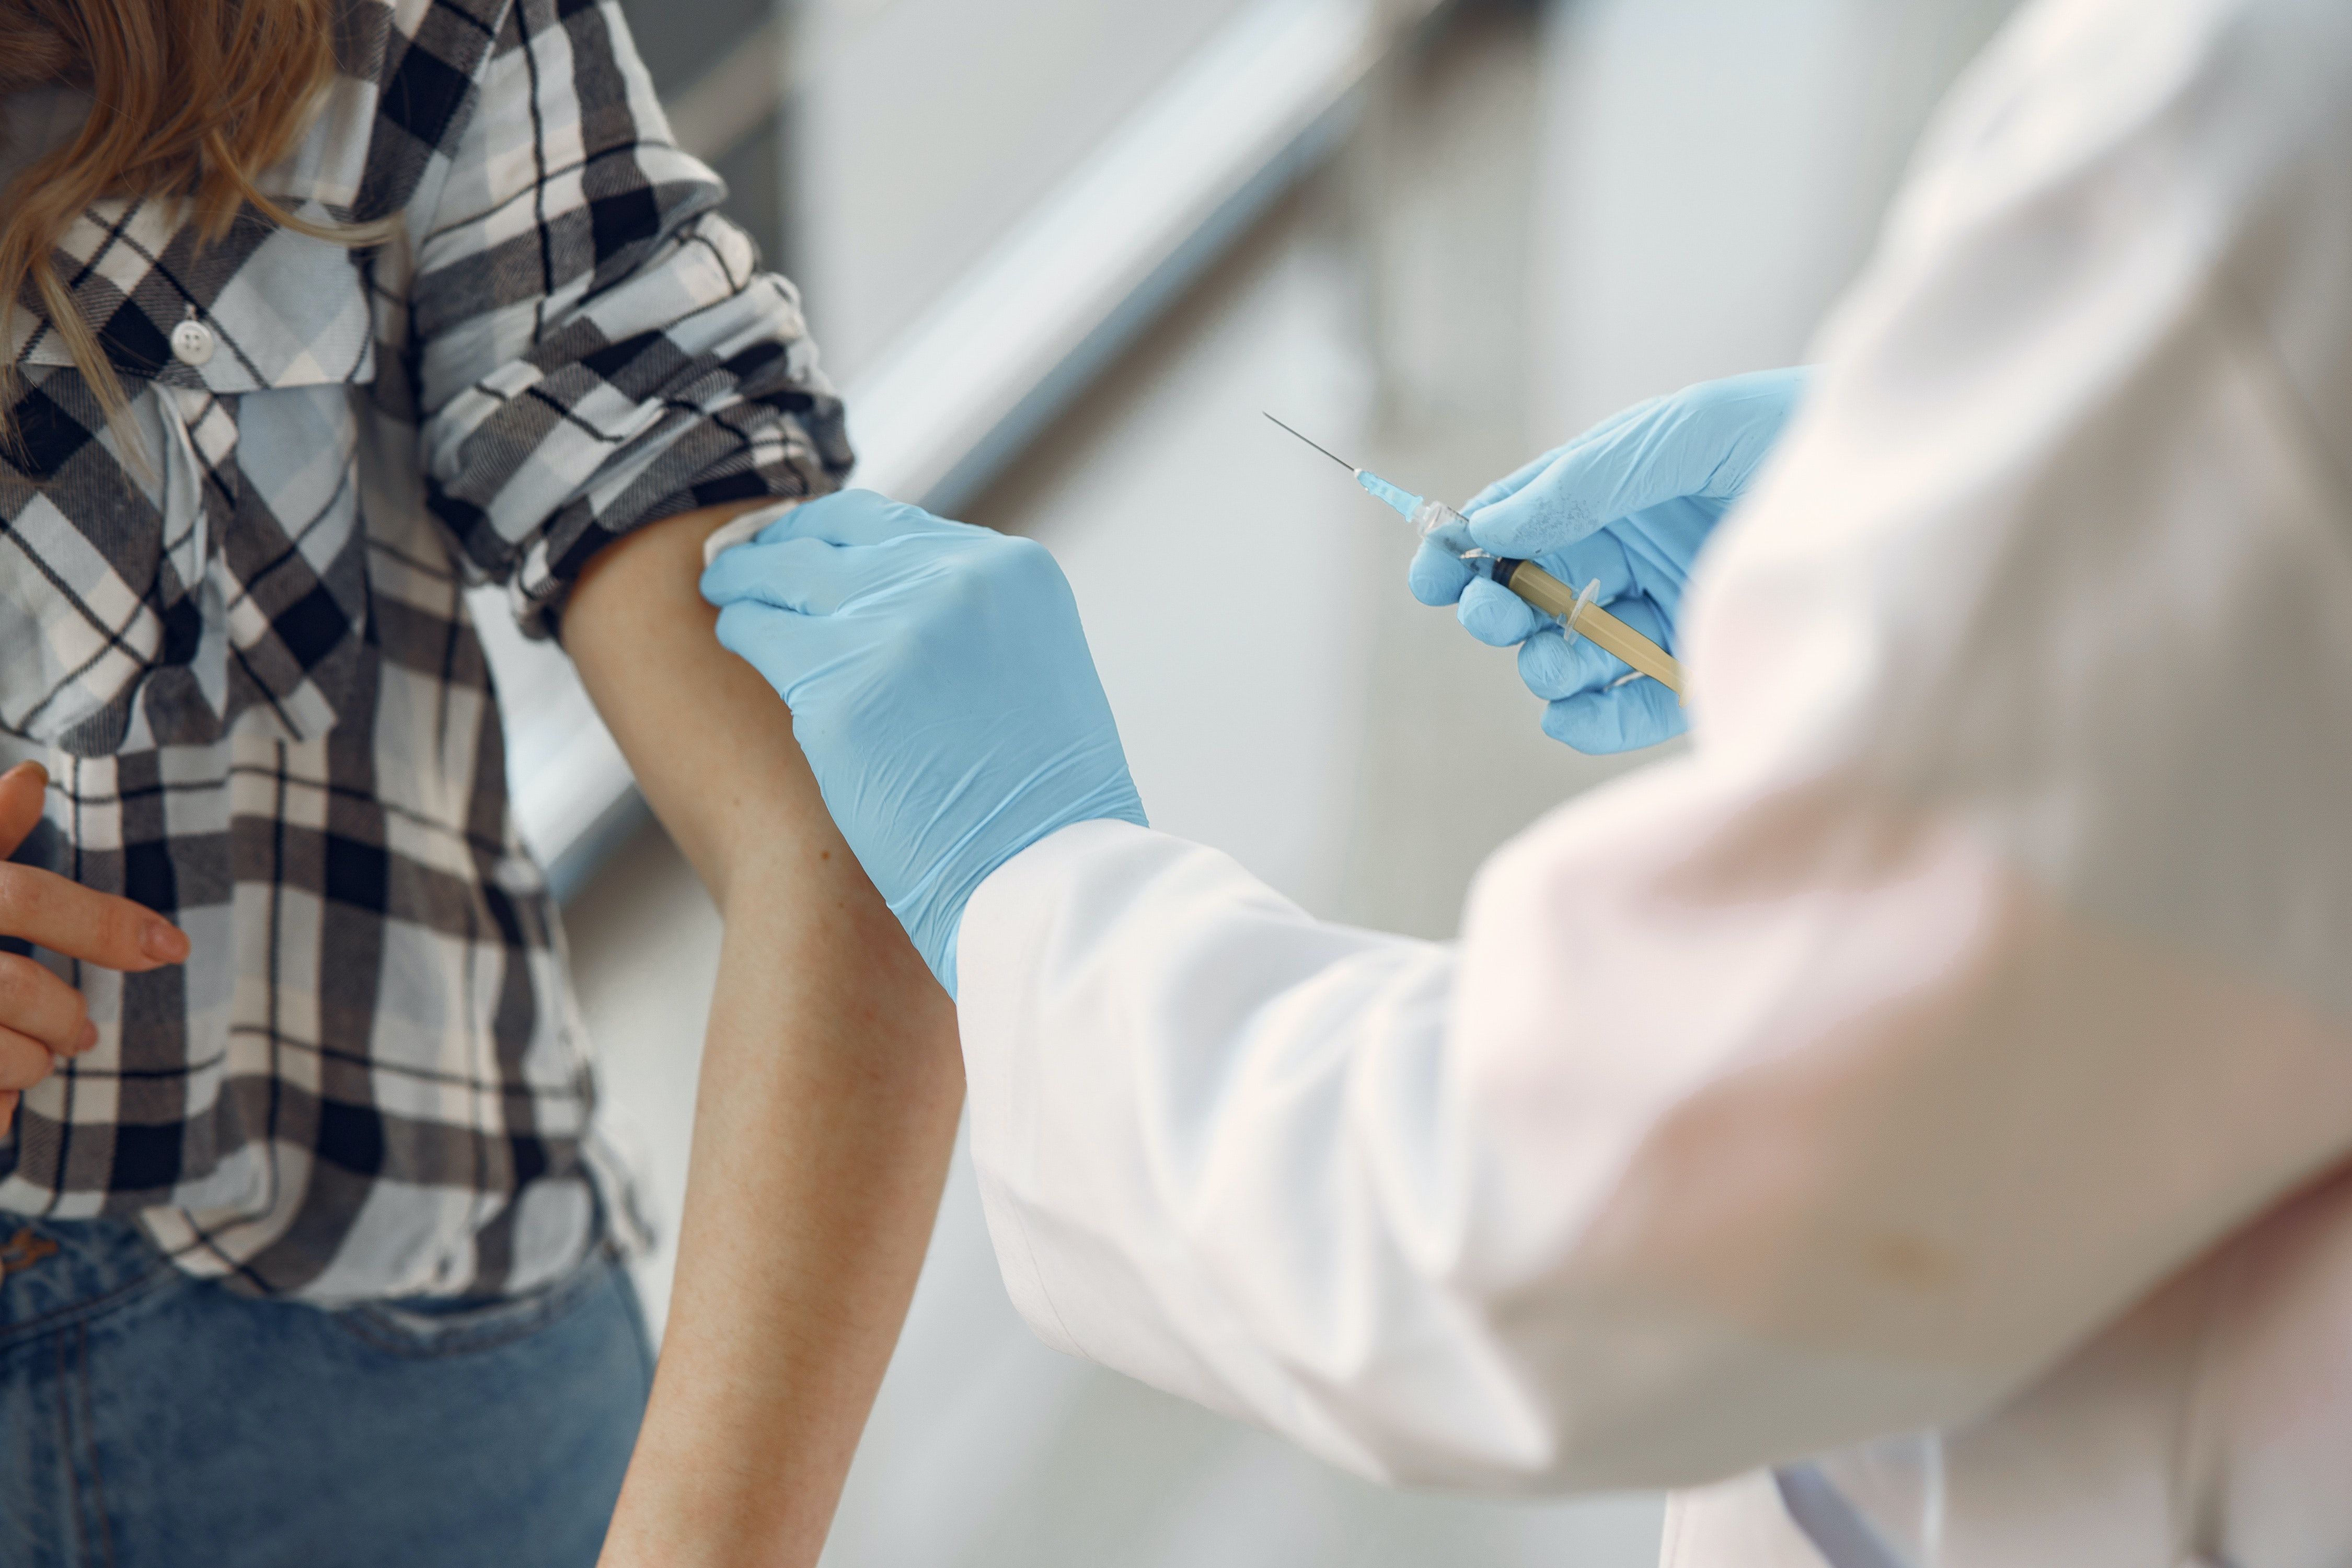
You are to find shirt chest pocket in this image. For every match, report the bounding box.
[0,227,378,756]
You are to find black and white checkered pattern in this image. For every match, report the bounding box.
[0,0,851,1301]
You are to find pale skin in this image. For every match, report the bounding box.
[565,502,966,1568]
[0,760,190,1135]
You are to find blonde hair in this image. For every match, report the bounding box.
[0,0,377,448]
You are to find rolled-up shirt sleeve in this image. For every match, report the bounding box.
[408,0,850,633]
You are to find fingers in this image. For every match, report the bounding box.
[706,536,853,615]
[0,953,96,1055]
[1514,593,1687,753]
[1517,624,1627,701]
[712,600,839,706]
[0,762,48,860]
[0,767,185,999]
[1467,418,1676,560]
[1613,495,1715,606]
[1408,538,1477,607]
[704,537,908,618]
[704,524,987,619]
[1541,677,1688,754]
[1461,399,1658,516]
[1459,445,1565,516]
[0,1023,59,1093]
[1540,528,1643,608]
[0,863,189,971]
[1516,589,1671,697]
[1456,576,1542,648]
[1668,367,1814,497]
[750,489,977,551]
[1465,374,1804,560]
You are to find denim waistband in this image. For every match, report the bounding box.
[0,1215,176,1347]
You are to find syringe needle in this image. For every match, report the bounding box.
[1264,412,1358,474]
[1265,412,1687,698]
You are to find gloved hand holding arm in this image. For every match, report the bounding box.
[1411,367,1809,752]
[701,491,1147,995]
[692,13,2352,1561]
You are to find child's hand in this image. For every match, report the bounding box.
[0,763,189,1135]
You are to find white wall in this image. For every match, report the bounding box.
[791,0,1258,379]
[1529,0,2017,433]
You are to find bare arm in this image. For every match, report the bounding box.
[563,503,964,1567]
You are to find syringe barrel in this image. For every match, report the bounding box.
[1403,493,1684,697]
[1491,558,1685,697]
[1488,557,1578,617]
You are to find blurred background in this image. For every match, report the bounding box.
[495,0,2022,1561]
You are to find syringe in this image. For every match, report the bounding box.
[1265,416,1684,696]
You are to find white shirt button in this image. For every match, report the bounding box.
[170,318,216,367]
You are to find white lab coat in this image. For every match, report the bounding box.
[953,0,2352,1561]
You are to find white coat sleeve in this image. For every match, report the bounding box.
[957,0,2352,1494]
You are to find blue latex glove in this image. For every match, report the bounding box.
[1409,367,1811,752]
[700,491,1146,996]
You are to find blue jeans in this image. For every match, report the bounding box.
[0,1216,654,1567]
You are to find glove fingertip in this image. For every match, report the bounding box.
[1628,678,1692,747]
[1463,491,1583,560]
[1463,442,1571,516]
[1461,477,1527,516]
[1408,543,1475,606]
[1458,578,1538,647]
[759,487,938,550]
[701,553,755,607]
[710,598,764,654]
[700,535,834,610]
[1461,487,1531,539]
[1515,629,1573,700]
[1539,679,1688,754]
[755,487,850,545]
[1540,696,1627,755]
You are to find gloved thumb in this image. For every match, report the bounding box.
[712,598,861,708]
[1407,535,1478,607]
[1458,396,1658,515]
[752,488,982,550]
[1466,413,1691,560]
[704,531,963,618]
[1467,367,1811,560]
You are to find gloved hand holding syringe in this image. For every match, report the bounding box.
[1265,414,1685,697]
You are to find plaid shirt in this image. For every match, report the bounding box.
[0,0,850,1301]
